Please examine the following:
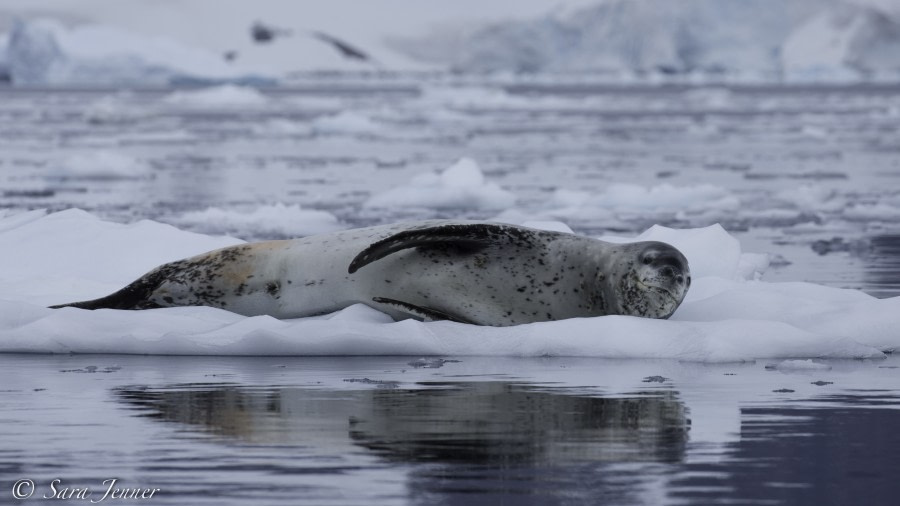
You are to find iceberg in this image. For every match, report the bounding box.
[0,209,896,360]
[391,0,900,80]
[5,18,275,87]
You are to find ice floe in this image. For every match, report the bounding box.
[311,111,381,135]
[48,151,148,180]
[162,85,270,108]
[365,157,516,211]
[168,203,344,239]
[0,209,897,360]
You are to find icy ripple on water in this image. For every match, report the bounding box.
[0,209,896,361]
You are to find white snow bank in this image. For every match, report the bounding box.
[168,203,344,239]
[162,85,269,108]
[6,19,273,87]
[0,209,896,360]
[365,158,516,211]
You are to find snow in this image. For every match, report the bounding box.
[168,203,345,239]
[0,209,896,360]
[364,157,517,211]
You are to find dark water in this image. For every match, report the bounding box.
[1,354,899,505]
[2,82,900,504]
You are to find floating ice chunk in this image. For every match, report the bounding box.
[682,87,733,108]
[365,158,516,211]
[312,111,380,134]
[842,203,900,222]
[49,151,148,180]
[770,359,833,371]
[0,300,883,361]
[170,203,344,239]
[252,119,315,137]
[162,85,269,108]
[83,93,143,124]
[539,183,739,225]
[774,184,846,212]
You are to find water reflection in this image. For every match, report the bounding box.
[114,381,690,504]
[115,382,689,465]
[672,393,900,506]
[348,382,688,465]
[864,235,900,298]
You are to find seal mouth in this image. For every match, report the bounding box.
[629,275,682,319]
[635,278,678,303]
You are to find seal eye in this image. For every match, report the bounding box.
[642,255,653,265]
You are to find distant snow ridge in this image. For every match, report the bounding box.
[171,203,344,239]
[5,19,274,86]
[364,158,516,211]
[392,0,900,79]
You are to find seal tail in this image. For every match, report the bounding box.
[49,270,166,311]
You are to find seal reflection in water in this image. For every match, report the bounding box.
[51,221,691,326]
[113,382,690,464]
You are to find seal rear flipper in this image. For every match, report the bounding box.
[372,297,474,324]
[349,223,536,273]
[49,269,168,311]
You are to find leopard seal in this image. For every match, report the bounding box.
[50,221,691,326]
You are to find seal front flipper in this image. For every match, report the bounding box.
[349,223,535,273]
[372,297,475,324]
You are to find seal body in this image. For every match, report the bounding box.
[51,221,691,326]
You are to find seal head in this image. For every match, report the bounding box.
[611,241,690,319]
